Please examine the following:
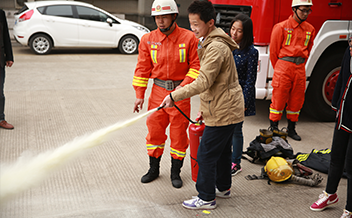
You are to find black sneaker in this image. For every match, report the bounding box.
[231,163,242,176]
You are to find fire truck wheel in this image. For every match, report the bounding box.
[304,52,343,122]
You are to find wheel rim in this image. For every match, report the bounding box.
[322,67,340,105]
[122,38,137,54]
[33,36,50,54]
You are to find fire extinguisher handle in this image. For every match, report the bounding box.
[195,116,203,125]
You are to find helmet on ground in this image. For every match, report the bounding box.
[264,156,293,182]
[151,0,179,16]
[292,0,313,7]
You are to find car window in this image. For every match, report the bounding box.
[76,6,113,23]
[44,5,74,18]
[37,6,45,14]
[15,5,29,15]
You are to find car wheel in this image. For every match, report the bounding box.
[304,52,342,121]
[29,34,53,55]
[118,35,139,54]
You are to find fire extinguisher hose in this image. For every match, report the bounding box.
[157,104,197,124]
[174,104,197,124]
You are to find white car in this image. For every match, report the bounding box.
[13,1,150,55]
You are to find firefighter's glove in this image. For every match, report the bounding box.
[311,173,323,186]
[291,174,323,187]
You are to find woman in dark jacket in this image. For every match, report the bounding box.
[310,39,352,218]
[229,13,258,176]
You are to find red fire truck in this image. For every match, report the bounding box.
[212,0,352,121]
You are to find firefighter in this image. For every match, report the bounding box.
[269,0,316,141]
[132,0,200,188]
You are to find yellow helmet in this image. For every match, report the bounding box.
[264,156,293,182]
[292,0,313,7]
[151,0,179,16]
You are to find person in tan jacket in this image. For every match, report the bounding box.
[161,0,244,210]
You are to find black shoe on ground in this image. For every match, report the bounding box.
[141,156,161,183]
[288,130,301,141]
[269,120,279,131]
[171,158,184,188]
[287,120,301,141]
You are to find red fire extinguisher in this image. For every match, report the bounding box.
[188,120,205,182]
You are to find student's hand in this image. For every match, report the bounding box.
[133,98,144,113]
[175,85,183,90]
[161,95,174,108]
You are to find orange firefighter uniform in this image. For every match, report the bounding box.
[133,24,200,160]
[269,15,315,122]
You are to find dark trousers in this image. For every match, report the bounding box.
[232,121,244,164]
[196,123,237,201]
[325,127,352,211]
[0,67,5,121]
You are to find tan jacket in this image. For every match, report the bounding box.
[172,28,244,126]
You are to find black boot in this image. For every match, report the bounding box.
[171,157,184,188]
[287,120,301,141]
[269,120,288,140]
[141,156,161,183]
[269,120,279,131]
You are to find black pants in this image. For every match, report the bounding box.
[196,123,237,201]
[0,67,5,121]
[326,126,352,211]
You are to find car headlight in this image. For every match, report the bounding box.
[133,25,150,33]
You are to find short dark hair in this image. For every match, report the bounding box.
[229,13,254,50]
[188,0,216,24]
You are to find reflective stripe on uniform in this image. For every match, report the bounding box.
[132,76,149,87]
[270,107,283,114]
[296,153,309,162]
[312,149,331,154]
[285,30,292,46]
[170,147,186,158]
[179,43,186,63]
[286,110,300,115]
[151,45,158,63]
[304,32,311,46]
[186,68,199,79]
[147,143,165,150]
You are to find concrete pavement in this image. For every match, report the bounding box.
[0,45,347,218]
